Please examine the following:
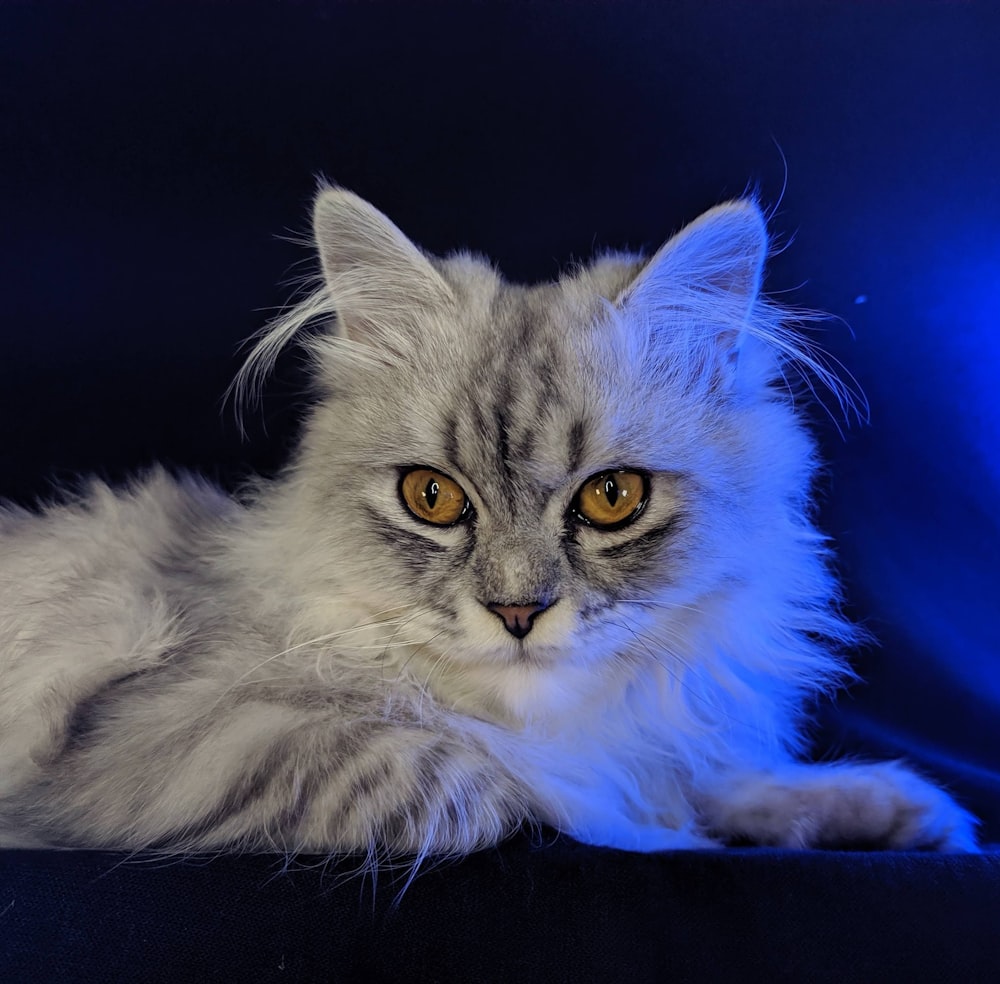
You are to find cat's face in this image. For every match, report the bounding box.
[268,189,809,716]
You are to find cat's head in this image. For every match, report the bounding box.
[248,188,846,721]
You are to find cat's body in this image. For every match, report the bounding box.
[0,189,977,855]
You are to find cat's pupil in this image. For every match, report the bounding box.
[425,480,440,509]
[603,477,618,507]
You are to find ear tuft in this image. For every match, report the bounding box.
[619,199,768,314]
[615,200,769,377]
[312,187,453,341]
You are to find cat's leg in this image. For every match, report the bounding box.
[69,711,531,857]
[694,760,978,851]
[291,727,532,857]
[529,784,720,852]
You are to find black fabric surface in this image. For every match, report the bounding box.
[4,840,1000,984]
[2,1,999,980]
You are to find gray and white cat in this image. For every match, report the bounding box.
[0,188,977,857]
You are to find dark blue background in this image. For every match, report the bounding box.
[2,0,998,844]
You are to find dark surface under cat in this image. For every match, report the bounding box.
[3,839,1000,984]
[3,0,1000,980]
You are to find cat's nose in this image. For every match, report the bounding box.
[486,600,554,639]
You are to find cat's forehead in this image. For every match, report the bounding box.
[459,283,602,406]
[423,278,642,497]
[361,252,665,499]
[436,250,643,355]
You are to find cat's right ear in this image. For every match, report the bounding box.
[613,200,769,386]
[312,187,454,344]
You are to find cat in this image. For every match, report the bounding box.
[0,186,977,858]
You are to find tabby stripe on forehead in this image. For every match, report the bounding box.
[514,421,538,461]
[472,403,490,450]
[442,413,461,467]
[567,419,587,474]
[494,378,514,483]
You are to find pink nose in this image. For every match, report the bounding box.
[486,601,553,639]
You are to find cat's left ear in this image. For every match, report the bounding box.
[312,187,454,347]
[616,200,768,373]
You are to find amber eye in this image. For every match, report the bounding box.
[400,468,470,526]
[573,470,647,530]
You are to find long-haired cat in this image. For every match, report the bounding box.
[0,187,977,857]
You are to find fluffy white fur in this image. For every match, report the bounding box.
[0,187,978,857]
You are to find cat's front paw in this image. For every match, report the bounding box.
[697,761,979,852]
